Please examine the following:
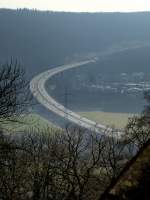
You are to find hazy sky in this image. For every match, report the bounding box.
[0,0,150,12]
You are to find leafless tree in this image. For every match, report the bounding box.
[0,60,33,199]
[100,129,132,182]
[0,60,32,122]
[0,127,133,200]
[0,130,29,200]
[126,91,150,148]
[18,127,107,200]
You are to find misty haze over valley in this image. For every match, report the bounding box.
[1,6,150,200]
[1,9,150,127]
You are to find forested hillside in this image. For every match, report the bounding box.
[0,9,150,77]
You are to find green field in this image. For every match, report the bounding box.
[78,111,137,129]
[0,113,57,133]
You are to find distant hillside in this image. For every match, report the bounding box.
[0,9,150,77]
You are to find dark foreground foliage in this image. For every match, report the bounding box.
[0,126,132,200]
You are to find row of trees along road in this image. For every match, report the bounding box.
[0,61,150,200]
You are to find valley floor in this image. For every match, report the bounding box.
[78,111,137,129]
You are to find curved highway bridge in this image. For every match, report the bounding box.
[30,60,112,132]
[30,42,150,137]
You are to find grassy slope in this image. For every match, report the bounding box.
[78,111,136,129]
[1,113,57,133]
